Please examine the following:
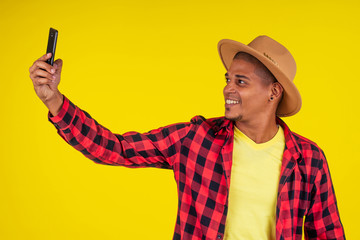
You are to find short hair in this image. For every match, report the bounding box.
[233,52,276,85]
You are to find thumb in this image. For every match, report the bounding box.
[52,59,63,85]
[53,59,63,71]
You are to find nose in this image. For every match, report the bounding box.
[224,81,236,94]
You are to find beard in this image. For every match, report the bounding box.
[224,112,243,122]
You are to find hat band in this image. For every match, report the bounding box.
[263,52,279,67]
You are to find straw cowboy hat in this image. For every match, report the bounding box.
[217,36,302,117]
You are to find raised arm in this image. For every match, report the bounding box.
[29,54,192,168]
[48,97,191,168]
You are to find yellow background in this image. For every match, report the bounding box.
[0,0,358,239]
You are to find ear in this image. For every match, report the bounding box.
[269,82,283,102]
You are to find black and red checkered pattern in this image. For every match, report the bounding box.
[49,96,345,240]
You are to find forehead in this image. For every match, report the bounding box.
[227,58,257,75]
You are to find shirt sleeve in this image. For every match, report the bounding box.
[48,96,192,169]
[304,150,346,239]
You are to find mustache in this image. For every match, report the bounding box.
[225,96,242,104]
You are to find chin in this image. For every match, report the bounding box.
[225,113,242,121]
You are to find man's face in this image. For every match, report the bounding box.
[223,58,273,122]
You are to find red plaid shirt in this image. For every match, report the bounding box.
[49,96,345,240]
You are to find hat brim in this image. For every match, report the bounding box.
[218,39,302,117]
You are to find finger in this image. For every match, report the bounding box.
[32,60,56,74]
[29,53,54,73]
[38,52,52,62]
[31,68,55,82]
[34,76,53,86]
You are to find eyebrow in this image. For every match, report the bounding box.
[225,73,250,80]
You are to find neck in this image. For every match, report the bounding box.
[234,115,278,144]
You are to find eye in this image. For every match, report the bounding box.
[237,79,245,84]
[225,78,230,83]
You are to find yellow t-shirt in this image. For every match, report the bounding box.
[224,126,285,240]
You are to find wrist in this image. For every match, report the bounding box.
[44,92,64,116]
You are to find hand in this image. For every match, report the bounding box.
[29,53,64,115]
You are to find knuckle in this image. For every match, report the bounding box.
[34,61,41,68]
[38,78,46,85]
[33,69,40,75]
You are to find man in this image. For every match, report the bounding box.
[29,36,345,239]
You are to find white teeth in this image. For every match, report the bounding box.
[226,99,239,104]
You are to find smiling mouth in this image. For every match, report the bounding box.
[225,99,240,105]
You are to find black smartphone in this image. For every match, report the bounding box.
[46,28,58,66]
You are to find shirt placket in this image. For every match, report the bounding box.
[216,125,233,239]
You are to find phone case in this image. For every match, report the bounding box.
[46,28,58,66]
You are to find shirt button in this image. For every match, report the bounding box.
[217,234,222,239]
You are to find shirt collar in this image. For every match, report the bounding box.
[212,116,302,162]
[276,117,302,162]
[211,117,233,136]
